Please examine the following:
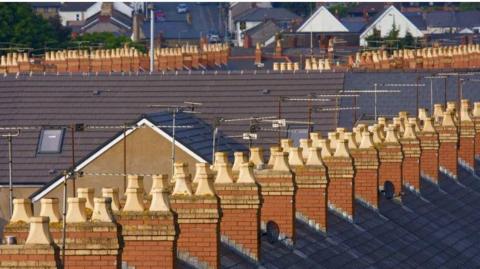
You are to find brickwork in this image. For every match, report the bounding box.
[170,195,220,269]
[400,137,421,192]
[116,211,177,269]
[350,148,380,208]
[324,156,354,220]
[255,170,296,242]
[215,183,261,261]
[474,115,480,161]
[377,143,403,197]
[459,122,475,169]
[293,166,328,232]
[437,125,458,178]
[0,245,60,269]
[418,131,439,182]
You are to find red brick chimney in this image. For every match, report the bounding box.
[458,99,475,169]
[417,116,440,182]
[473,102,480,164]
[437,111,459,178]
[399,117,422,192]
[254,150,296,244]
[377,125,404,199]
[254,43,262,65]
[323,138,355,221]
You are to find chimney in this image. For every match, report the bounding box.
[116,175,177,269]
[39,198,62,223]
[323,139,355,220]
[458,99,475,170]
[437,110,459,178]
[417,116,440,182]
[254,151,296,244]
[349,131,380,208]
[275,38,283,57]
[294,147,329,231]
[101,2,114,17]
[214,158,262,261]
[254,43,262,65]
[3,199,33,244]
[377,125,404,199]
[399,120,422,192]
[170,162,221,269]
[472,102,480,162]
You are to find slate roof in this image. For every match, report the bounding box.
[30,2,62,8]
[425,11,456,28]
[340,17,367,33]
[214,165,480,268]
[59,2,95,12]
[234,8,300,22]
[244,20,281,45]
[0,71,343,185]
[404,12,427,31]
[141,3,223,40]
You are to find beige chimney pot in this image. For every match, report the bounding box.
[127,175,144,189]
[280,139,293,152]
[345,132,358,149]
[385,125,400,143]
[193,163,212,184]
[172,162,193,195]
[422,117,436,132]
[442,111,456,126]
[473,102,480,117]
[334,139,350,157]
[232,152,247,172]
[418,108,428,121]
[288,147,305,166]
[299,138,312,159]
[359,131,375,149]
[215,163,235,184]
[305,147,324,166]
[10,198,33,223]
[327,132,338,149]
[460,99,473,122]
[319,139,332,158]
[272,151,291,172]
[91,197,114,222]
[237,162,256,183]
[195,166,216,195]
[66,197,87,223]
[25,217,53,245]
[309,132,321,147]
[123,188,146,211]
[249,147,264,166]
[102,188,120,211]
[77,188,95,210]
[268,146,282,166]
[151,174,169,193]
[173,162,190,183]
[39,198,61,223]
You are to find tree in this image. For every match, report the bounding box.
[0,3,70,51]
[365,29,382,49]
[271,2,316,17]
[459,2,480,11]
[73,32,145,52]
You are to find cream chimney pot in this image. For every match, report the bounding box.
[272,151,291,172]
[309,132,321,147]
[334,139,350,158]
[249,147,264,166]
[460,99,473,122]
[418,108,428,121]
[173,162,190,183]
[327,132,338,149]
[193,163,212,184]
[25,217,53,245]
[306,147,324,166]
[299,139,312,160]
[280,139,293,152]
[288,147,305,166]
[442,111,456,127]
[473,102,480,117]
[214,152,229,168]
[237,162,256,183]
[215,163,235,184]
[232,152,247,172]
[268,146,281,166]
[39,198,62,223]
[403,123,417,139]
[10,198,33,223]
[151,174,169,193]
[127,175,144,189]
[77,188,95,210]
[150,187,171,212]
[172,162,193,195]
[319,139,332,158]
[123,188,145,211]
[385,125,400,143]
[91,197,114,222]
[345,132,358,149]
[359,131,375,149]
[66,197,87,223]
[422,117,436,132]
[102,188,120,211]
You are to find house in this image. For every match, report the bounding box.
[425,11,457,34]
[359,5,424,46]
[233,7,300,47]
[29,2,62,19]
[0,71,342,224]
[227,2,272,33]
[243,20,281,47]
[58,2,133,29]
[297,6,349,33]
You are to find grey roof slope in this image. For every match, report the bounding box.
[216,165,480,268]
[59,2,95,12]
[425,11,456,28]
[235,7,300,22]
[0,71,343,185]
[339,71,480,128]
[244,20,281,45]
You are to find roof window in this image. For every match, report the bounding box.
[37,129,65,154]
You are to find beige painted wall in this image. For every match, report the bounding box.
[0,126,203,234]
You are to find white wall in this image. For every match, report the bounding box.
[59,11,83,26]
[236,21,261,47]
[360,6,423,46]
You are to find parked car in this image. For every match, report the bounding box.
[177,4,188,14]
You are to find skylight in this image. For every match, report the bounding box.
[37,129,65,154]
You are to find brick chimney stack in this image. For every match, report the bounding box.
[458,99,475,169]
[437,110,459,178]
[255,42,262,65]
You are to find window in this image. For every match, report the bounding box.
[38,129,65,154]
[76,14,80,21]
